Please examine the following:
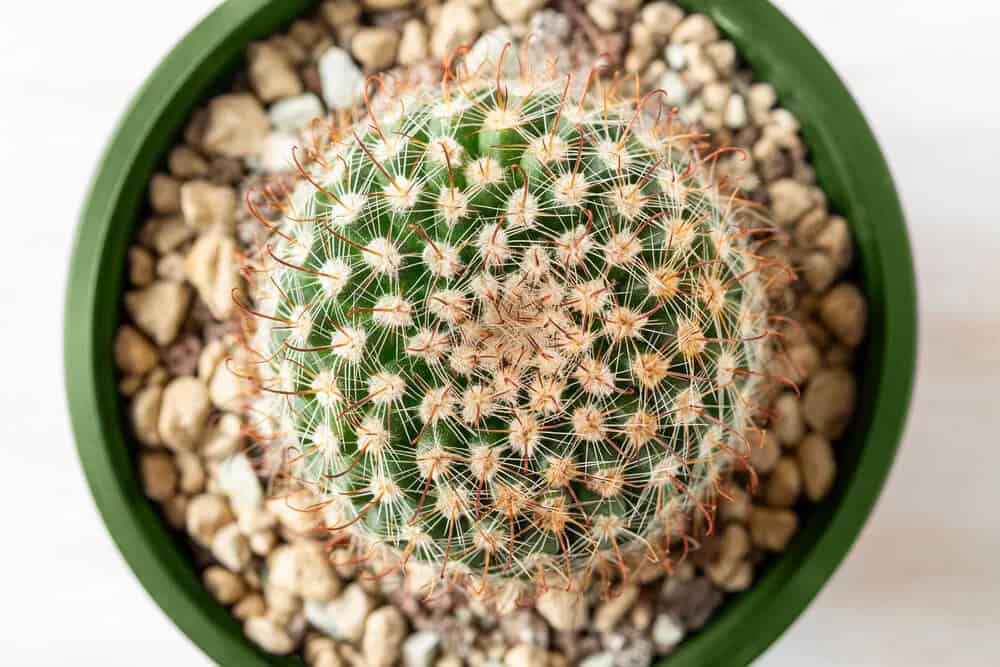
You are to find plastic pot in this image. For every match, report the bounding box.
[64,1,916,664]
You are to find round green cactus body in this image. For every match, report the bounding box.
[248,53,771,597]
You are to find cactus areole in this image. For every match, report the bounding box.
[242,47,775,601]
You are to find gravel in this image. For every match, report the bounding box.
[114,1,870,665]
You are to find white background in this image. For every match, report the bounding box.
[1,1,998,665]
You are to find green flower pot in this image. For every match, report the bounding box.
[64,1,916,664]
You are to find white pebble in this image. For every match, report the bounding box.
[652,613,685,652]
[269,93,325,132]
[724,93,748,128]
[403,631,441,667]
[318,47,365,111]
[658,70,689,106]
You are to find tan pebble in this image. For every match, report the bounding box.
[128,246,155,287]
[212,523,252,572]
[267,489,324,536]
[630,599,654,631]
[503,644,548,667]
[268,541,341,602]
[642,59,667,88]
[131,384,164,447]
[801,251,837,293]
[233,593,267,621]
[125,281,191,346]
[209,360,246,412]
[175,450,206,494]
[798,433,836,501]
[142,216,192,256]
[478,5,502,31]
[201,413,243,460]
[701,109,724,131]
[431,2,480,59]
[303,635,339,665]
[492,0,545,25]
[156,252,186,282]
[320,0,361,27]
[168,145,208,178]
[749,429,780,474]
[264,582,302,626]
[764,457,802,508]
[593,583,640,632]
[186,493,234,546]
[158,376,211,451]
[309,583,374,642]
[114,325,159,376]
[204,566,246,604]
[351,27,400,71]
[363,606,408,667]
[705,523,749,586]
[362,0,412,9]
[718,560,753,593]
[795,207,828,245]
[701,82,731,112]
[289,19,327,49]
[435,655,464,667]
[747,82,777,119]
[767,178,814,225]
[705,40,736,75]
[245,616,296,655]
[249,529,278,556]
[150,173,181,214]
[718,486,750,523]
[185,232,240,320]
[826,343,854,368]
[139,452,178,501]
[203,94,271,159]
[535,588,588,632]
[749,507,799,551]
[197,338,227,381]
[585,2,617,32]
[814,216,852,272]
[802,367,857,438]
[119,374,143,396]
[772,392,805,446]
[311,650,345,667]
[180,180,237,231]
[640,1,684,38]
[398,19,429,65]
[819,283,867,347]
[162,494,189,529]
[546,653,570,667]
[789,343,823,383]
[624,23,655,73]
[801,319,831,348]
[249,42,303,102]
[670,13,718,44]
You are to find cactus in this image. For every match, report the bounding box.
[241,46,773,600]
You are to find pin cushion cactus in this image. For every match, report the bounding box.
[241,46,776,600]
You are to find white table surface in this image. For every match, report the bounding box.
[2,1,997,664]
